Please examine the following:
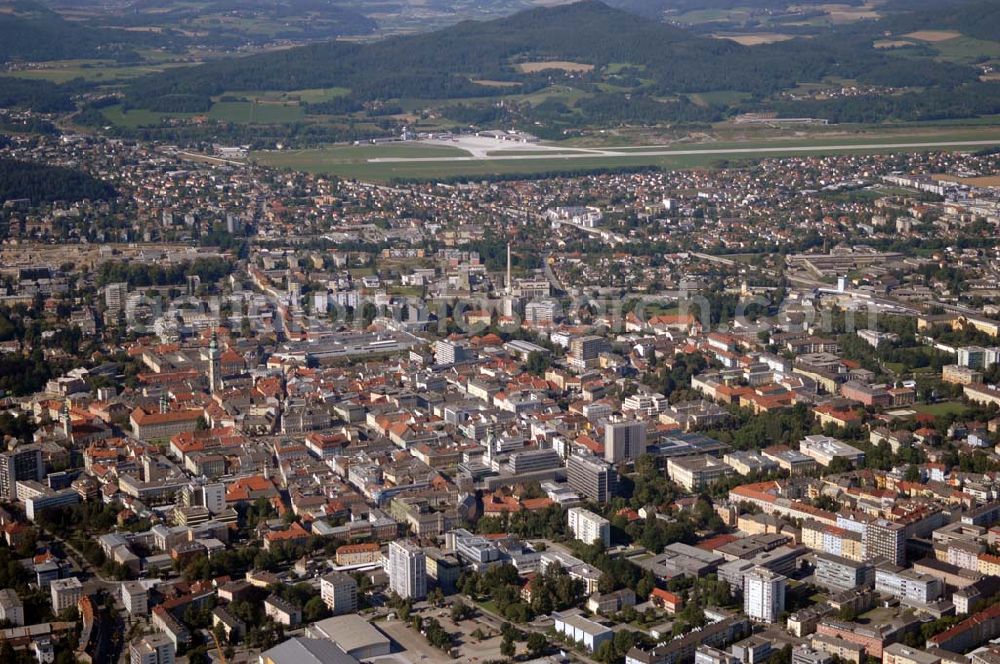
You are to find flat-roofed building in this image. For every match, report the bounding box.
[883,644,941,664]
[50,577,82,613]
[667,454,733,491]
[0,445,43,500]
[553,610,613,652]
[942,365,982,386]
[639,542,724,579]
[717,533,790,561]
[388,540,426,600]
[264,595,301,627]
[811,634,863,664]
[121,581,148,617]
[724,451,779,476]
[259,637,357,664]
[306,614,391,660]
[792,647,832,664]
[815,552,874,591]
[320,572,357,615]
[875,564,943,604]
[567,454,618,503]
[605,419,646,464]
[626,616,750,664]
[0,588,24,626]
[568,507,611,547]
[130,633,175,664]
[762,445,817,474]
[798,435,865,467]
[865,519,907,566]
[744,567,786,623]
[696,645,741,664]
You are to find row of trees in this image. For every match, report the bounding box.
[96,257,234,288]
[457,562,585,624]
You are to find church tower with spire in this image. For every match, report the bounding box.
[506,242,512,295]
[208,331,221,394]
[60,400,71,437]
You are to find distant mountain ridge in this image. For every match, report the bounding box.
[123,0,980,112]
[0,0,144,61]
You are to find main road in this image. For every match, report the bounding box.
[368,139,1000,163]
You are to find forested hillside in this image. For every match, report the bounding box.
[0,78,76,113]
[0,158,117,203]
[124,0,982,114]
[0,0,164,61]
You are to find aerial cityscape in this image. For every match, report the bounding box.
[1,1,1000,664]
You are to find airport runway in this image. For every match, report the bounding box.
[367,139,1000,163]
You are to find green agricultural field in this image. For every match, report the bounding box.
[606,62,646,74]
[208,101,304,124]
[401,84,591,113]
[515,85,590,107]
[100,105,197,128]
[929,36,1000,64]
[675,8,752,25]
[688,90,752,107]
[7,59,193,84]
[223,87,350,104]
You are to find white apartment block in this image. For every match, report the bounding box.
[50,577,82,613]
[623,392,667,417]
[320,572,358,615]
[130,633,175,664]
[121,581,149,617]
[388,540,427,600]
[604,419,647,464]
[0,588,24,626]
[568,507,611,547]
[744,566,786,623]
[874,565,943,604]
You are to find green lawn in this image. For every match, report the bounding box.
[636,303,679,317]
[914,401,970,417]
[257,142,471,170]
[476,599,500,615]
[612,127,1000,151]
[254,148,736,180]
[858,606,898,625]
